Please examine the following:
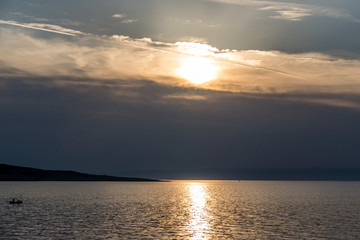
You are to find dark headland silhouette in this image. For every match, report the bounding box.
[0,163,160,181]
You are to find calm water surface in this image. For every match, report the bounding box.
[1,181,359,239]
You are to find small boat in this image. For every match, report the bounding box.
[9,198,23,204]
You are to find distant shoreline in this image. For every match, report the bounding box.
[112,168,360,181]
[0,163,161,182]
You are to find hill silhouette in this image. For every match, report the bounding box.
[0,163,159,181]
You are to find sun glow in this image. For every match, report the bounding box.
[177,57,219,84]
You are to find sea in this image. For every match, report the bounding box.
[1,181,359,239]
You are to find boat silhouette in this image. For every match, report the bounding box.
[9,198,23,204]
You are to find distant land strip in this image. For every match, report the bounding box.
[114,168,360,181]
[0,163,160,181]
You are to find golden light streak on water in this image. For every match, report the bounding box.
[187,183,210,239]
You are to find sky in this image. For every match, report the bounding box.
[0,0,360,174]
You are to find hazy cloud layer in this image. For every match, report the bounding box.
[1,23,360,108]
[1,76,360,171]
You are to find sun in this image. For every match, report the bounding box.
[177,57,219,84]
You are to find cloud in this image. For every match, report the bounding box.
[112,13,137,24]
[9,12,51,22]
[121,19,138,24]
[258,4,353,21]
[169,18,220,28]
[1,23,360,109]
[9,12,81,26]
[207,0,358,22]
[0,20,84,36]
[259,6,311,21]
[163,94,208,101]
[112,14,126,18]
[175,41,220,56]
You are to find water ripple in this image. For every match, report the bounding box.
[1,181,360,239]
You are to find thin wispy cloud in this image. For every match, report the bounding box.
[163,94,208,101]
[0,20,84,36]
[121,19,138,24]
[112,14,126,19]
[207,0,358,22]
[259,4,354,21]
[112,13,137,24]
[259,6,311,21]
[169,18,220,28]
[10,12,49,22]
[10,12,81,26]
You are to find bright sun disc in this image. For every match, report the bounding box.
[177,57,218,84]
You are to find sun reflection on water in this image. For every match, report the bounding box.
[187,183,210,239]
